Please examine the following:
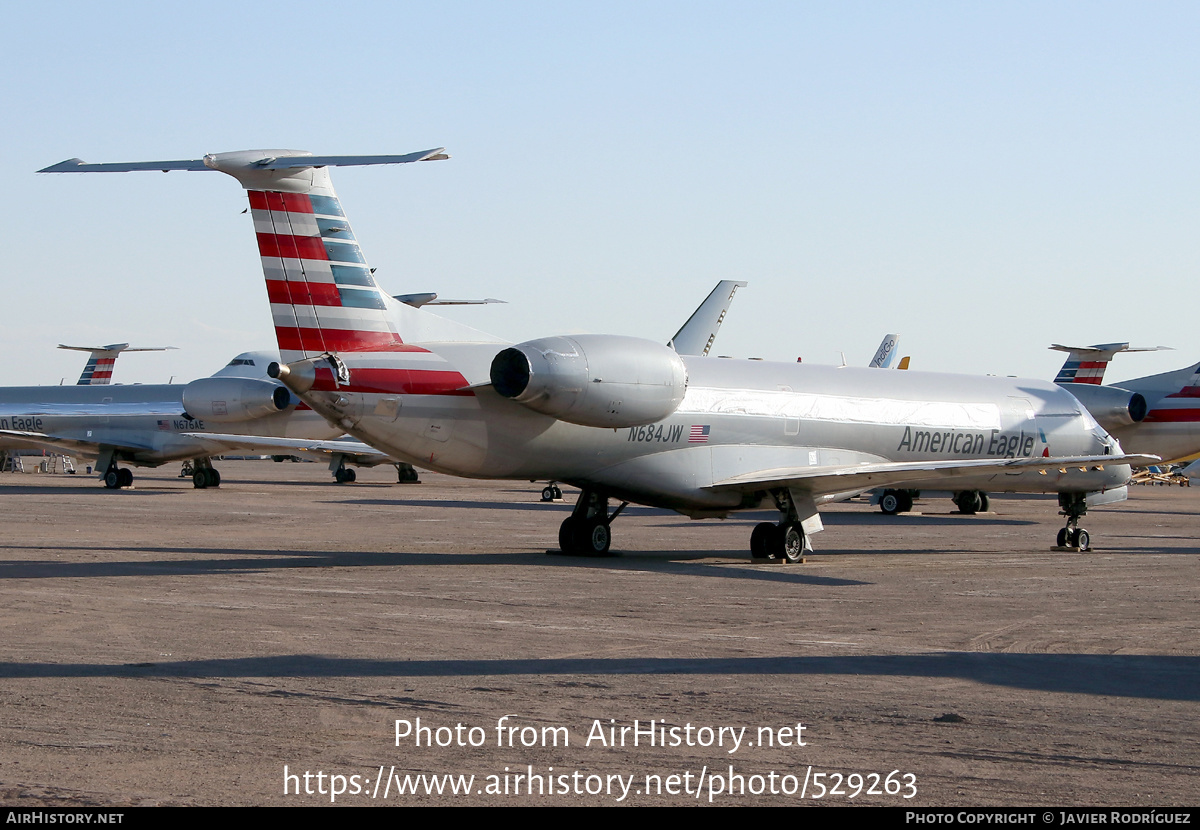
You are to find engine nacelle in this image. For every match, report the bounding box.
[182,377,292,423]
[1060,382,1148,430]
[490,335,688,428]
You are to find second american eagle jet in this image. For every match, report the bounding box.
[41,149,1147,557]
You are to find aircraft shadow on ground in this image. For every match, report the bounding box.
[0,546,867,586]
[0,653,1195,701]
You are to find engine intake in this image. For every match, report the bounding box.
[490,335,688,428]
[182,377,292,423]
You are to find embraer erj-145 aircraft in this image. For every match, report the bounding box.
[0,351,390,488]
[41,149,1150,557]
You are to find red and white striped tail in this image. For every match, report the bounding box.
[248,185,403,363]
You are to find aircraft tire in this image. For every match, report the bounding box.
[558,517,578,554]
[1072,528,1090,550]
[955,491,981,515]
[104,470,121,489]
[898,491,914,513]
[207,469,221,488]
[1056,527,1069,547]
[193,470,209,489]
[541,486,556,502]
[344,468,356,483]
[879,490,901,515]
[117,468,134,488]
[750,522,775,559]
[574,519,611,557]
[781,524,805,563]
[979,493,990,512]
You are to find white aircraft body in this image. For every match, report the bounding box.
[41,149,1147,555]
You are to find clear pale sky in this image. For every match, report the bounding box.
[2,1,1196,387]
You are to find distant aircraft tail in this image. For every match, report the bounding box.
[1049,342,1170,385]
[57,343,175,385]
[868,334,900,369]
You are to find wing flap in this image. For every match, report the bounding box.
[709,454,1158,497]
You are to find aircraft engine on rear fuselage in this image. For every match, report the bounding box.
[490,335,688,428]
[1059,383,1148,430]
[181,377,292,423]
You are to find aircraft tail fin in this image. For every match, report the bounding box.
[669,280,747,356]
[1049,342,1171,385]
[57,343,176,385]
[868,334,900,369]
[40,149,507,363]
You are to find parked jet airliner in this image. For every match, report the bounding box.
[41,150,1149,556]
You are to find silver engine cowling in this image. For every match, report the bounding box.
[490,335,688,428]
[182,377,292,423]
[1060,382,1148,430]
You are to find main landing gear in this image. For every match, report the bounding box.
[331,455,357,484]
[191,458,221,489]
[557,489,627,556]
[1055,493,1091,550]
[541,481,563,502]
[749,490,818,564]
[395,463,420,484]
[953,490,989,515]
[102,463,134,489]
[878,489,914,515]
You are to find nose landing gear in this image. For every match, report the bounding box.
[1055,493,1091,550]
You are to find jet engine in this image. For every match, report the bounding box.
[490,335,688,428]
[1060,383,1148,430]
[182,377,292,423]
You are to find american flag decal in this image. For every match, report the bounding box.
[688,425,711,443]
[157,420,170,431]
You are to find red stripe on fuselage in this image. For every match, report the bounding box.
[1144,407,1200,423]
[266,279,342,307]
[309,367,473,396]
[257,233,328,260]
[247,191,314,214]
[274,326,403,353]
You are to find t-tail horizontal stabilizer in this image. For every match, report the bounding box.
[1050,342,1172,386]
[58,343,177,385]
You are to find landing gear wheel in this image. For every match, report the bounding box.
[574,519,611,556]
[104,470,121,489]
[1056,527,1069,547]
[880,490,902,515]
[898,491,914,513]
[750,522,776,559]
[207,468,221,488]
[193,470,209,489]
[978,493,989,512]
[781,523,805,564]
[552,485,562,499]
[1071,528,1090,550]
[541,486,556,502]
[117,468,133,488]
[558,517,578,554]
[955,491,982,514]
[334,467,356,483]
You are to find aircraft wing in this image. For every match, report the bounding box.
[708,454,1158,498]
[180,433,393,465]
[0,430,157,457]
